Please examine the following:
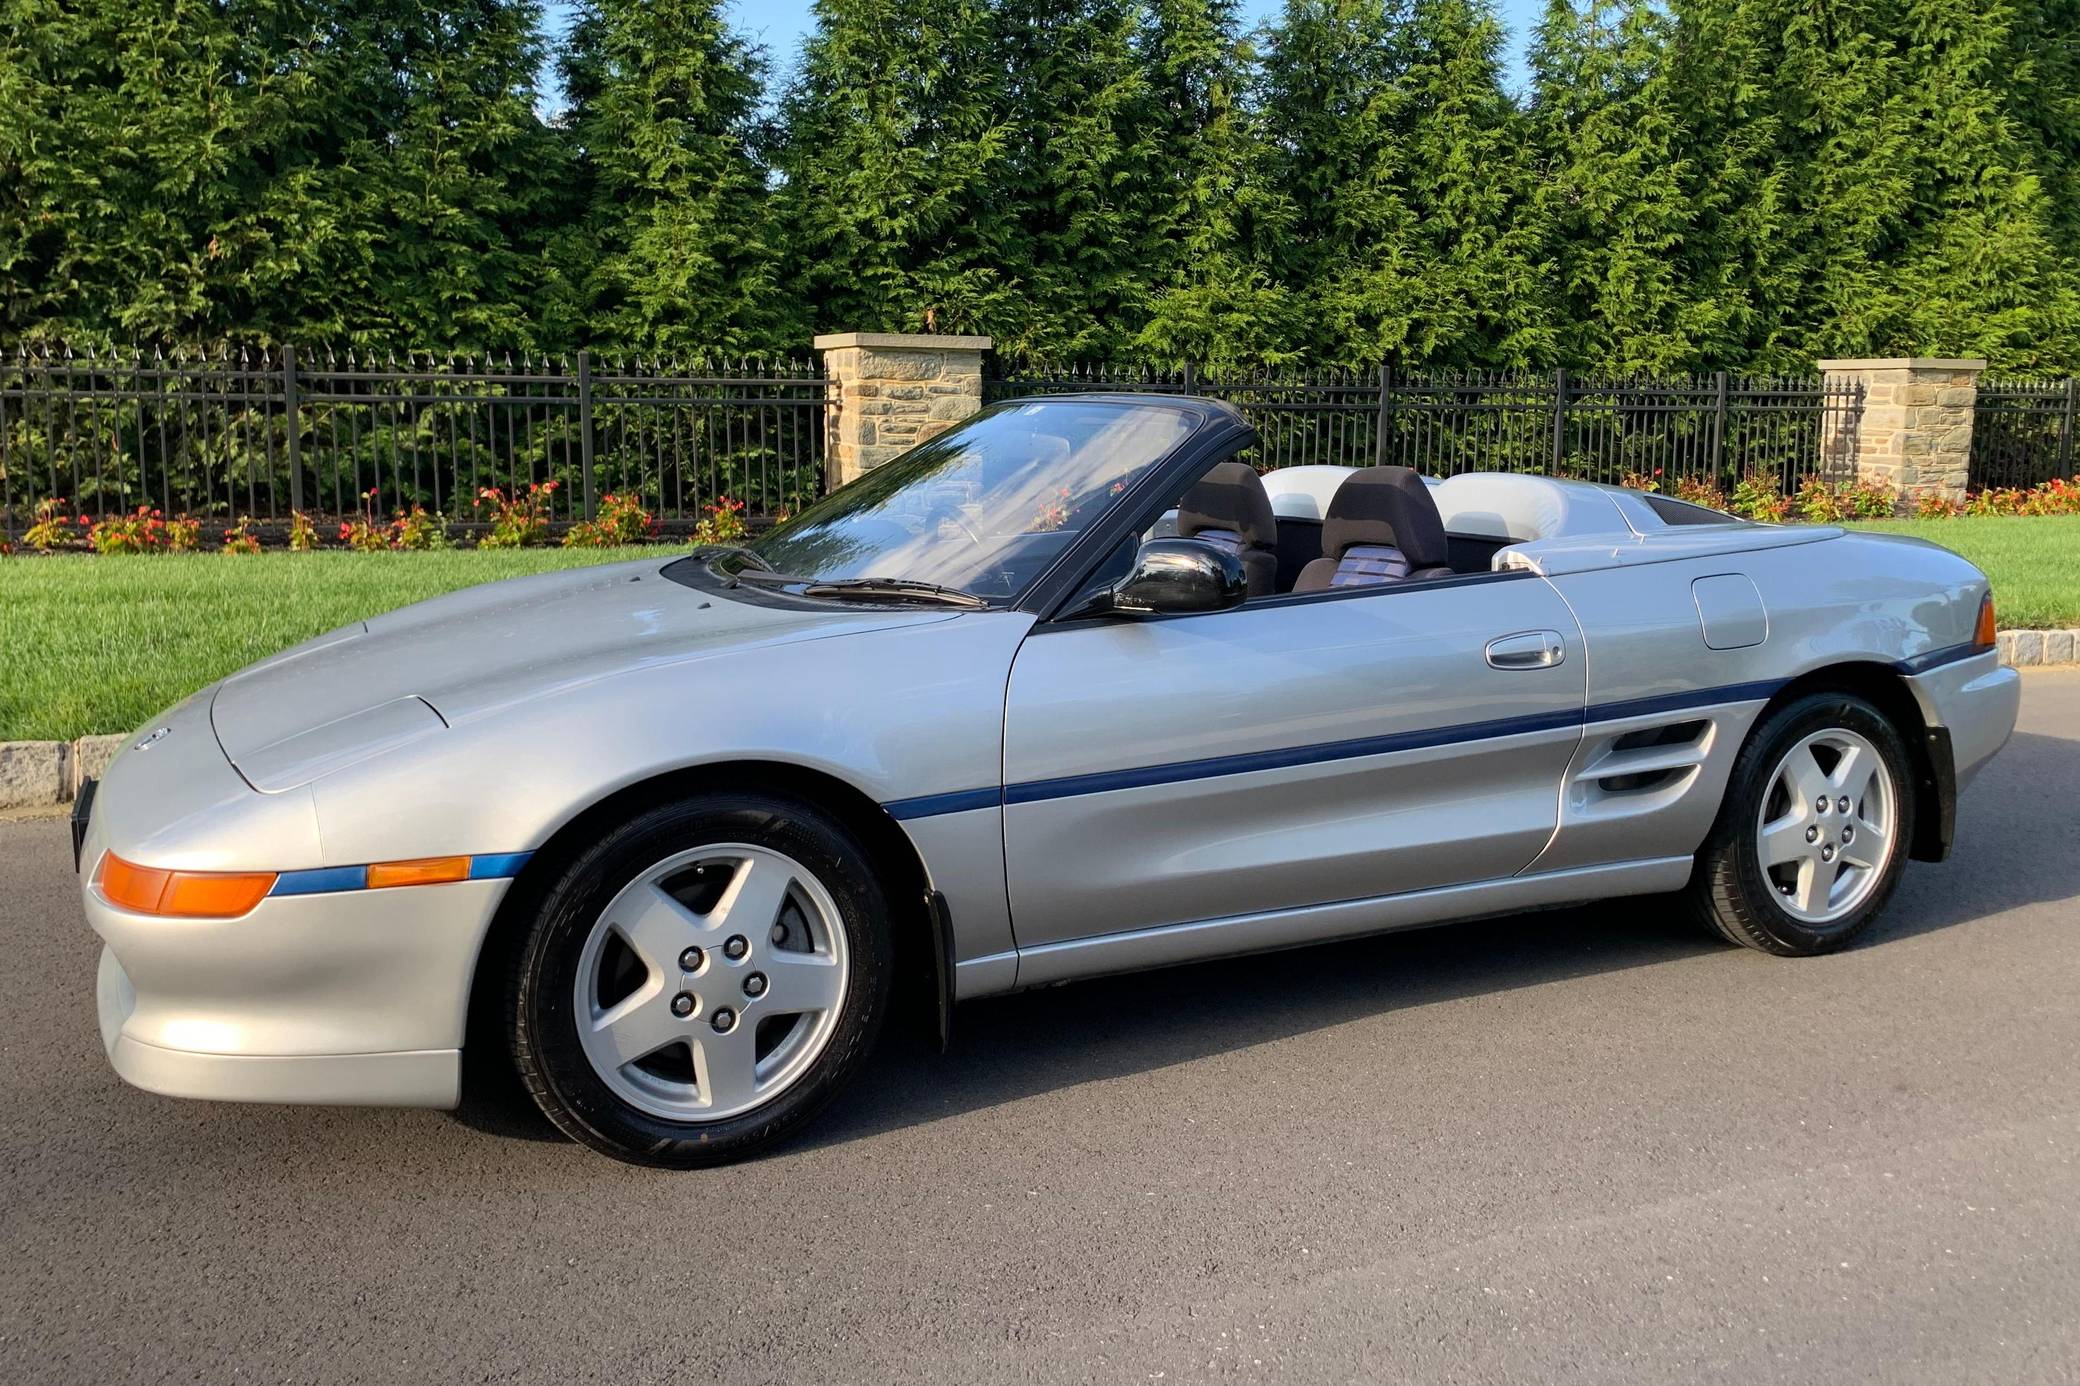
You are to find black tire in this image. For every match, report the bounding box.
[1687,691,1917,956]
[508,791,893,1167]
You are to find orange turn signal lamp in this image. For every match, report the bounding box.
[96,851,479,918]
[94,853,276,919]
[1975,592,1998,649]
[365,855,471,889]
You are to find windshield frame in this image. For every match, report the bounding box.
[700,395,1235,611]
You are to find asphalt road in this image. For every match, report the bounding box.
[5,673,2078,1384]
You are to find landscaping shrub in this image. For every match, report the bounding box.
[89,506,172,554]
[691,496,748,546]
[1673,476,1729,510]
[1729,470,1792,522]
[476,481,558,547]
[564,492,657,547]
[337,490,389,551]
[221,518,261,554]
[288,510,319,551]
[23,498,75,551]
[1794,476,1895,522]
[387,505,451,551]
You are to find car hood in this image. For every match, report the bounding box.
[210,557,954,791]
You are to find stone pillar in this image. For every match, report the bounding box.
[814,332,991,487]
[1817,357,1985,505]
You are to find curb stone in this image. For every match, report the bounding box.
[1995,629,2080,667]
[70,734,129,796]
[4,631,2078,810]
[0,741,69,811]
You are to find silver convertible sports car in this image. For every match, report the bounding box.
[78,395,2020,1166]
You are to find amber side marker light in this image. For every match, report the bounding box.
[95,852,276,919]
[1975,593,1998,649]
[366,856,471,889]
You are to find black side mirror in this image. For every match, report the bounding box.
[1108,538,1248,616]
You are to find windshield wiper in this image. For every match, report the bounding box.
[799,578,988,609]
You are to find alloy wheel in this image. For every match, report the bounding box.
[1754,727,1898,925]
[572,843,850,1122]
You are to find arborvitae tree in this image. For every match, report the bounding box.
[1530,0,1716,373]
[1669,0,2078,371]
[1395,0,1556,367]
[0,0,347,342]
[556,0,790,353]
[774,0,1017,338]
[1132,0,1296,368]
[341,0,564,345]
[1256,0,1419,364]
[2002,0,2080,257]
[0,0,561,346]
[991,0,1161,358]
[1884,0,2078,366]
[1258,0,1552,368]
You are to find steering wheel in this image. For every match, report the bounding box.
[925,497,986,549]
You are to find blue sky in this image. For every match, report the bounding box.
[544,1,1545,105]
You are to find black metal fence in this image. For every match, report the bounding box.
[989,364,1864,491]
[0,347,829,537]
[1971,378,2078,489]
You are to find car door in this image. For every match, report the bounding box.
[999,571,1587,956]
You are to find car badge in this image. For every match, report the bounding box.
[133,726,172,751]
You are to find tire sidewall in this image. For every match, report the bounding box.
[1718,693,1917,952]
[512,792,892,1167]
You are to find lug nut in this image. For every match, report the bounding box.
[670,992,696,1017]
[1836,795,1852,814]
[711,1007,737,1033]
[723,935,749,961]
[744,972,767,998]
[1820,844,1836,862]
[679,946,704,972]
[1816,797,1830,814]
[1842,825,1854,843]
[1805,825,1820,843]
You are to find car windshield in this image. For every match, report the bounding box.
[742,400,1193,602]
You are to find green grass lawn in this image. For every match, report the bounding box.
[1848,515,2080,631]
[3,516,2077,743]
[0,549,653,741]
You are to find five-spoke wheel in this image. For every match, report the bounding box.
[1689,691,1916,955]
[574,844,850,1121]
[509,792,892,1167]
[1754,727,1897,924]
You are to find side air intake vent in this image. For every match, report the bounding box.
[1581,720,1713,797]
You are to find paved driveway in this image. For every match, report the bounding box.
[5,673,2078,1384]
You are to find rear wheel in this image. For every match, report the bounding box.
[1688,692,1915,956]
[508,792,892,1167]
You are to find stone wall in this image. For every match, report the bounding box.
[1818,357,1985,505]
[814,333,991,487]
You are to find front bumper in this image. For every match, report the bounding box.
[86,875,514,1111]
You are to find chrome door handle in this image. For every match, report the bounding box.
[1486,630,1566,670]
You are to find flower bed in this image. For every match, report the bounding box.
[5,491,760,556]
[1619,470,2080,523]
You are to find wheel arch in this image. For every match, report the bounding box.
[1759,660,1952,862]
[463,760,942,1078]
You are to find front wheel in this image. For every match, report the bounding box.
[1687,692,1916,956]
[508,792,893,1167]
